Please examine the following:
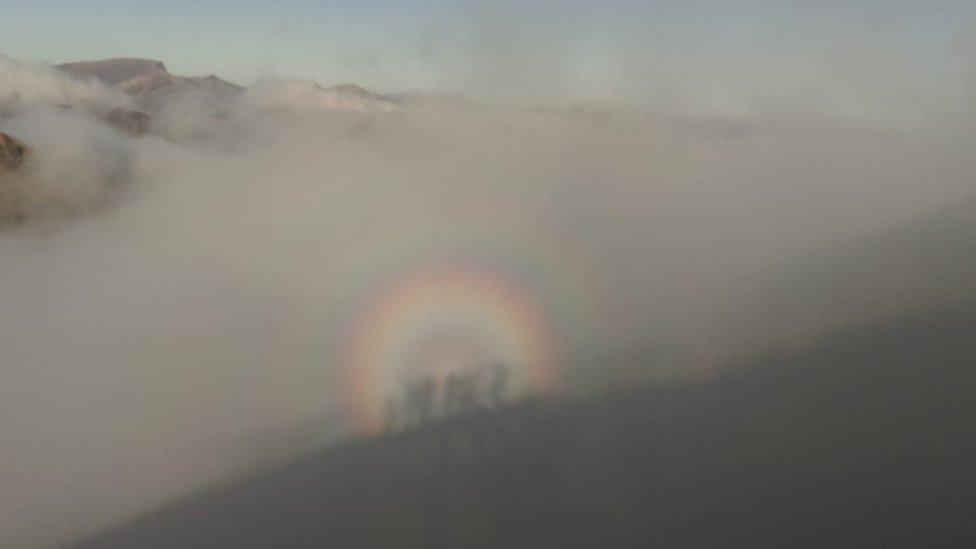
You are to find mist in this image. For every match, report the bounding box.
[1,46,975,547]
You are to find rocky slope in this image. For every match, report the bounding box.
[0,131,30,222]
[0,131,27,170]
[57,58,244,110]
[56,58,168,86]
[245,78,397,113]
[72,300,976,548]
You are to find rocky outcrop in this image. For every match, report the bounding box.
[118,71,244,109]
[321,83,397,112]
[56,58,168,87]
[0,132,27,170]
[181,74,245,97]
[104,108,151,136]
[327,83,377,98]
[57,58,244,110]
[0,132,30,223]
[245,79,398,114]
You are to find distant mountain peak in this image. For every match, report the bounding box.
[327,83,375,98]
[56,58,243,110]
[245,79,397,114]
[56,58,169,86]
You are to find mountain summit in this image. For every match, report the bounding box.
[57,58,168,86]
[57,58,244,110]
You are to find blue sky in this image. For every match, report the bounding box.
[1,0,974,112]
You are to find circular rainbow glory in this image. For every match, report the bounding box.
[340,264,561,432]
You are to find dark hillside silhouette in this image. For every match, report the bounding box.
[72,302,976,548]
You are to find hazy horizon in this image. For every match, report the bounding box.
[2,1,976,114]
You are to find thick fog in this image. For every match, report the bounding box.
[1,51,975,547]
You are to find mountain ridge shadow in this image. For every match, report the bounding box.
[71,301,976,548]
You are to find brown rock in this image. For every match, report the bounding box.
[1,132,30,223]
[57,58,244,111]
[105,108,151,136]
[119,72,244,109]
[56,58,168,87]
[0,132,28,170]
